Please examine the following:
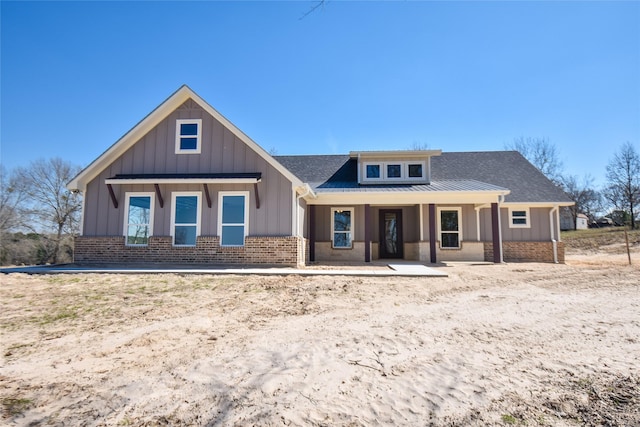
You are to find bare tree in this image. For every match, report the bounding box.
[605,142,640,229]
[0,165,26,234]
[561,174,602,229]
[14,158,83,263]
[506,137,564,185]
[407,141,430,151]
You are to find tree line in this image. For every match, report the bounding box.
[1,141,638,265]
[506,138,640,230]
[0,158,82,265]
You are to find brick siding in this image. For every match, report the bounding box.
[484,241,565,263]
[74,236,301,266]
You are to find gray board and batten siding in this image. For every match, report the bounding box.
[82,100,294,237]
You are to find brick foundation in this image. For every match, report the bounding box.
[74,236,301,266]
[484,241,565,263]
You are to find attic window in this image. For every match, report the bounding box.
[361,161,427,183]
[175,119,202,154]
[408,164,423,178]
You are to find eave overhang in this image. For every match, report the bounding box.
[349,150,443,159]
[105,173,262,185]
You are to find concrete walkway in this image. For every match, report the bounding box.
[0,262,448,277]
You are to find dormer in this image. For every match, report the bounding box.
[350,150,442,185]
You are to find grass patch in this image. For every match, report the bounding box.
[501,413,518,424]
[1,397,33,416]
[562,228,640,250]
[36,307,78,325]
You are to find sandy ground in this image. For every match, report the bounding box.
[1,247,639,426]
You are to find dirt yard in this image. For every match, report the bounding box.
[1,244,639,426]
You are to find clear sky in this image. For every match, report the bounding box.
[1,1,639,187]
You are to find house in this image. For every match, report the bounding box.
[67,85,574,266]
[560,210,589,231]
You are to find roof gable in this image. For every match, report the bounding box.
[67,85,302,191]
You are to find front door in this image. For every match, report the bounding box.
[379,209,403,259]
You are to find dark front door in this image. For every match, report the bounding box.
[379,209,403,259]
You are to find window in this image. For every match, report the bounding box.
[171,192,201,246]
[509,207,530,228]
[361,161,426,182]
[387,164,402,178]
[366,164,381,179]
[331,208,354,249]
[124,193,154,246]
[219,192,249,246]
[175,119,202,154]
[438,207,462,249]
[408,163,423,178]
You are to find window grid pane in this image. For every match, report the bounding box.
[180,137,198,150]
[408,164,423,178]
[174,225,197,246]
[441,232,459,248]
[387,164,401,178]
[222,196,245,224]
[180,123,198,136]
[221,225,245,246]
[333,231,352,248]
[366,164,380,178]
[440,211,459,231]
[175,196,198,224]
[333,211,351,232]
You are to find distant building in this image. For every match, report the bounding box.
[561,210,589,231]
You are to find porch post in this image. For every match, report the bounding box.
[491,202,502,263]
[364,204,371,262]
[309,205,316,262]
[429,204,437,263]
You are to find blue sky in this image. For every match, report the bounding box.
[1,1,639,187]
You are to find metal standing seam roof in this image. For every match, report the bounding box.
[313,179,508,193]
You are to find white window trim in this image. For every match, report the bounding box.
[218,191,250,247]
[385,163,404,179]
[123,192,155,246]
[509,207,531,229]
[437,207,462,250]
[361,161,426,183]
[175,119,202,154]
[363,162,384,182]
[170,191,202,246]
[331,207,354,249]
[406,162,426,179]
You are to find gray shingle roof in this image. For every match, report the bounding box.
[274,151,572,203]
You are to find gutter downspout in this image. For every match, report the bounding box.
[295,184,313,237]
[294,184,314,267]
[498,195,504,263]
[550,205,559,264]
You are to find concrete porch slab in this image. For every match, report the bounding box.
[1,263,448,277]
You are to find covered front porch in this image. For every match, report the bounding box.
[305,201,505,265]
